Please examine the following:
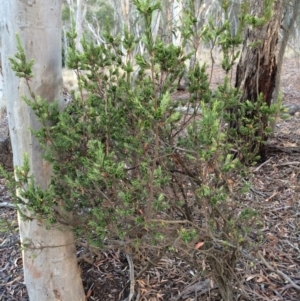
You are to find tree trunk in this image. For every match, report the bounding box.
[161,0,173,44]
[172,0,182,46]
[0,58,3,111]
[271,0,300,133]
[0,1,86,300]
[234,0,284,160]
[75,0,86,52]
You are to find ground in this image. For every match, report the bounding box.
[1,55,300,301]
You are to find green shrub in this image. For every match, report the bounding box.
[5,1,280,300]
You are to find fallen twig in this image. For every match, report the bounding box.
[257,251,300,291]
[274,161,300,167]
[172,279,214,301]
[253,158,272,172]
[0,276,22,287]
[126,253,135,301]
[264,191,278,202]
[0,202,15,209]
[250,187,267,197]
[0,238,20,249]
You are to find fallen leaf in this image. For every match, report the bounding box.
[255,277,265,283]
[195,242,204,249]
[246,274,259,281]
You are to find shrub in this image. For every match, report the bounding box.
[4,1,281,300]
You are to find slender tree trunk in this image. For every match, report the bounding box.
[234,0,284,160]
[172,0,182,46]
[75,0,86,52]
[0,58,3,111]
[151,9,161,43]
[0,1,85,300]
[161,0,173,44]
[271,0,300,133]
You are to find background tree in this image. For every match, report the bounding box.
[0,58,3,111]
[271,0,300,132]
[62,0,114,64]
[234,0,284,161]
[0,1,85,300]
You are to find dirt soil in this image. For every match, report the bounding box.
[1,56,300,301]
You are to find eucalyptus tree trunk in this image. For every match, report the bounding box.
[234,0,284,161]
[228,0,242,36]
[75,0,86,52]
[0,58,3,111]
[151,9,161,44]
[65,0,86,51]
[161,0,173,44]
[121,0,131,31]
[112,0,131,34]
[271,0,300,133]
[172,0,182,46]
[0,1,85,300]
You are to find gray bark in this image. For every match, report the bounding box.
[75,0,86,52]
[0,58,3,110]
[271,0,300,133]
[0,1,85,300]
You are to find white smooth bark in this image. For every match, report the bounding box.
[121,0,131,31]
[75,0,86,51]
[172,0,182,46]
[0,59,3,111]
[161,0,173,44]
[151,10,161,43]
[0,1,85,300]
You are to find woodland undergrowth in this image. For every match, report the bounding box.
[1,1,283,300]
